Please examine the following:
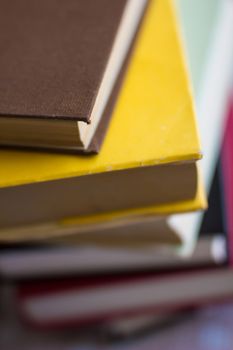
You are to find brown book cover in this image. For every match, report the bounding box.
[0,0,147,152]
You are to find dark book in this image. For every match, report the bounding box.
[0,0,147,152]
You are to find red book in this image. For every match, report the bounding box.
[17,267,232,329]
[221,94,233,264]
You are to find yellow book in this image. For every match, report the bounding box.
[2,216,182,245]
[0,0,205,233]
[0,171,205,243]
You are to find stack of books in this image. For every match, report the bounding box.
[0,0,233,337]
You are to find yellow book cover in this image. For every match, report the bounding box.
[0,170,205,242]
[0,0,205,232]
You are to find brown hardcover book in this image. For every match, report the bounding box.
[0,0,147,152]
